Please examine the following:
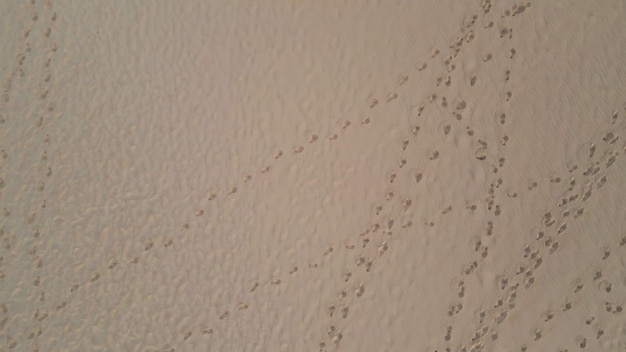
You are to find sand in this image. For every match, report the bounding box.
[1,0,625,351]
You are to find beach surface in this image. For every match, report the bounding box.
[1,1,625,351]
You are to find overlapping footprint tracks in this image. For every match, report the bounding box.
[0,0,59,350]
[316,1,541,350]
[1,0,625,351]
[452,118,626,352]
[316,1,626,351]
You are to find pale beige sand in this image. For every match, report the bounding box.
[1,0,625,351]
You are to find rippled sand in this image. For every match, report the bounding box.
[1,1,625,351]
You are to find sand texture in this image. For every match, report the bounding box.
[1,0,626,351]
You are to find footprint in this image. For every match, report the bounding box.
[397,74,409,86]
[573,279,584,293]
[495,310,508,324]
[562,301,572,311]
[544,311,554,322]
[470,75,477,86]
[385,92,398,103]
[414,171,423,184]
[592,269,602,281]
[367,97,379,109]
[549,241,559,254]
[577,336,587,348]
[601,248,611,260]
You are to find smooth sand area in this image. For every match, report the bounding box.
[1,1,625,351]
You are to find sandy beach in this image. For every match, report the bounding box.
[1,1,625,351]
